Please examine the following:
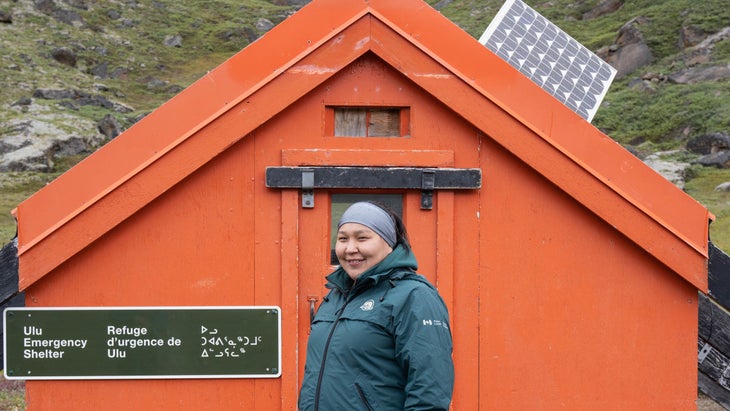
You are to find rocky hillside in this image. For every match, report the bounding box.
[0,0,729,249]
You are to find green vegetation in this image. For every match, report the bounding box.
[596,81,730,146]
[685,167,730,252]
[0,172,61,244]
[0,371,24,410]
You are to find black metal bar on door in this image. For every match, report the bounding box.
[265,166,481,209]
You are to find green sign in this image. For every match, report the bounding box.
[3,307,281,380]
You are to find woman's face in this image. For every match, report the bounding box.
[336,223,393,280]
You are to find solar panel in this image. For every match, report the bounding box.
[479,0,617,122]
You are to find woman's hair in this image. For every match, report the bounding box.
[368,201,411,252]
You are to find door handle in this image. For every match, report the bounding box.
[308,296,319,324]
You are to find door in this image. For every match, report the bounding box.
[278,189,456,408]
[268,163,480,408]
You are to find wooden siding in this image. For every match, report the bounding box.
[699,243,730,409]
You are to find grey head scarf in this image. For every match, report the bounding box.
[338,202,397,248]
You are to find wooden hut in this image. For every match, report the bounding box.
[5,0,710,409]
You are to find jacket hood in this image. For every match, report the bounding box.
[326,245,418,291]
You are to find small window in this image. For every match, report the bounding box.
[327,107,410,137]
[330,194,403,265]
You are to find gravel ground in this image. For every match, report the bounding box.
[698,392,726,410]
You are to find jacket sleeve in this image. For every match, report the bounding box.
[393,283,455,411]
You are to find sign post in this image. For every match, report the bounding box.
[3,306,281,380]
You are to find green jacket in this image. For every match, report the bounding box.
[298,245,454,411]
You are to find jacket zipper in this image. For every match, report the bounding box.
[355,383,375,411]
[313,288,351,411]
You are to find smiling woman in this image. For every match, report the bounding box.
[299,201,454,411]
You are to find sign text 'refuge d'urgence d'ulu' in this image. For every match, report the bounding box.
[3,307,281,380]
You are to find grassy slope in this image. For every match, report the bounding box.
[0,372,24,410]
[0,0,729,251]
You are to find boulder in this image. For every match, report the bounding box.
[693,151,730,169]
[598,17,653,78]
[255,18,275,33]
[0,107,106,172]
[51,47,78,67]
[643,150,691,189]
[669,64,730,84]
[0,9,12,24]
[163,34,183,47]
[11,97,32,107]
[0,145,50,172]
[687,132,730,155]
[432,0,454,10]
[32,89,78,100]
[217,27,258,44]
[34,0,84,26]
[679,25,707,48]
[32,88,134,113]
[97,114,122,139]
[90,62,109,79]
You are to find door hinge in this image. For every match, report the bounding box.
[301,168,314,208]
[421,169,435,210]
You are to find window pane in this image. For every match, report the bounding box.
[367,109,401,136]
[334,108,367,136]
[330,194,403,265]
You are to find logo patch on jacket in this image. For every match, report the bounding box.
[360,299,375,311]
[423,319,449,330]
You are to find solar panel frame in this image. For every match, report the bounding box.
[479,0,617,122]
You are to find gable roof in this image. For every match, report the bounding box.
[13,0,709,291]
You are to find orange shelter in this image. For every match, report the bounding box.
[11,0,710,409]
